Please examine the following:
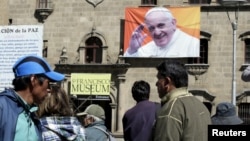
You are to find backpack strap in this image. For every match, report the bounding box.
[93,126,109,135]
[44,125,77,141]
[93,126,114,141]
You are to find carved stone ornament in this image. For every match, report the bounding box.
[86,0,104,8]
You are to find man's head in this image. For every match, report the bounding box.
[131,80,150,102]
[144,7,177,47]
[156,60,188,98]
[211,102,243,125]
[12,55,65,104]
[76,104,105,127]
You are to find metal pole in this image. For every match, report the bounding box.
[231,21,237,106]
[219,0,245,106]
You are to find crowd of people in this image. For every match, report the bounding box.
[0,6,248,141]
[0,54,112,141]
[0,54,245,141]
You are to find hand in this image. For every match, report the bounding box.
[127,24,147,54]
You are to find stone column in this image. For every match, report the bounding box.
[77,46,86,64]
[102,46,108,64]
[116,74,126,132]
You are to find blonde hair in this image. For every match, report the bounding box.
[37,85,73,117]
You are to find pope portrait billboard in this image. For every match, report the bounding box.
[123,6,200,58]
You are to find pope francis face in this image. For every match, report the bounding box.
[145,10,177,48]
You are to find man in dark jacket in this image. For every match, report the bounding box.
[0,55,64,141]
[122,80,160,141]
[153,60,211,141]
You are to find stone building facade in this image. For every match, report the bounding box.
[1,0,250,139]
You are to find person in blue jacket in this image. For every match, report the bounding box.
[0,55,65,141]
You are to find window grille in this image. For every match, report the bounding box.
[188,38,208,64]
[37,0,53,9]
[238,103,250,124]
[189,0,211,4]
[141,0,157,5]
[245,39,250,64]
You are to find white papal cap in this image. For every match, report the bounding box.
[145,7,174,19]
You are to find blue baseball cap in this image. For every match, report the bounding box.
[13,55,65,82]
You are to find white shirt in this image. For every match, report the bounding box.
[124,29,200,58]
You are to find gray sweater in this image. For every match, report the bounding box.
[153,87,211,141]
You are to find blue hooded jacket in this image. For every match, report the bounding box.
[0,88,42,141]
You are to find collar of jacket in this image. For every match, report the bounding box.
[161,87,192,105]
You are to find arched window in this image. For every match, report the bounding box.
[85,37,103,63]
[77,31,107,64]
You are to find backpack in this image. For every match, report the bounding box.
[93,126,117,141]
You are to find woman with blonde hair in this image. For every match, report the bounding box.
[37,85,86,141]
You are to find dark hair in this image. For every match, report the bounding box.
[132,80,150,102]
[36,85,73,117]
[12,74,47,91]
[156,60,188,88]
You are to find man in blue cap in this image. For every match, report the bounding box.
[0,55,65,141]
